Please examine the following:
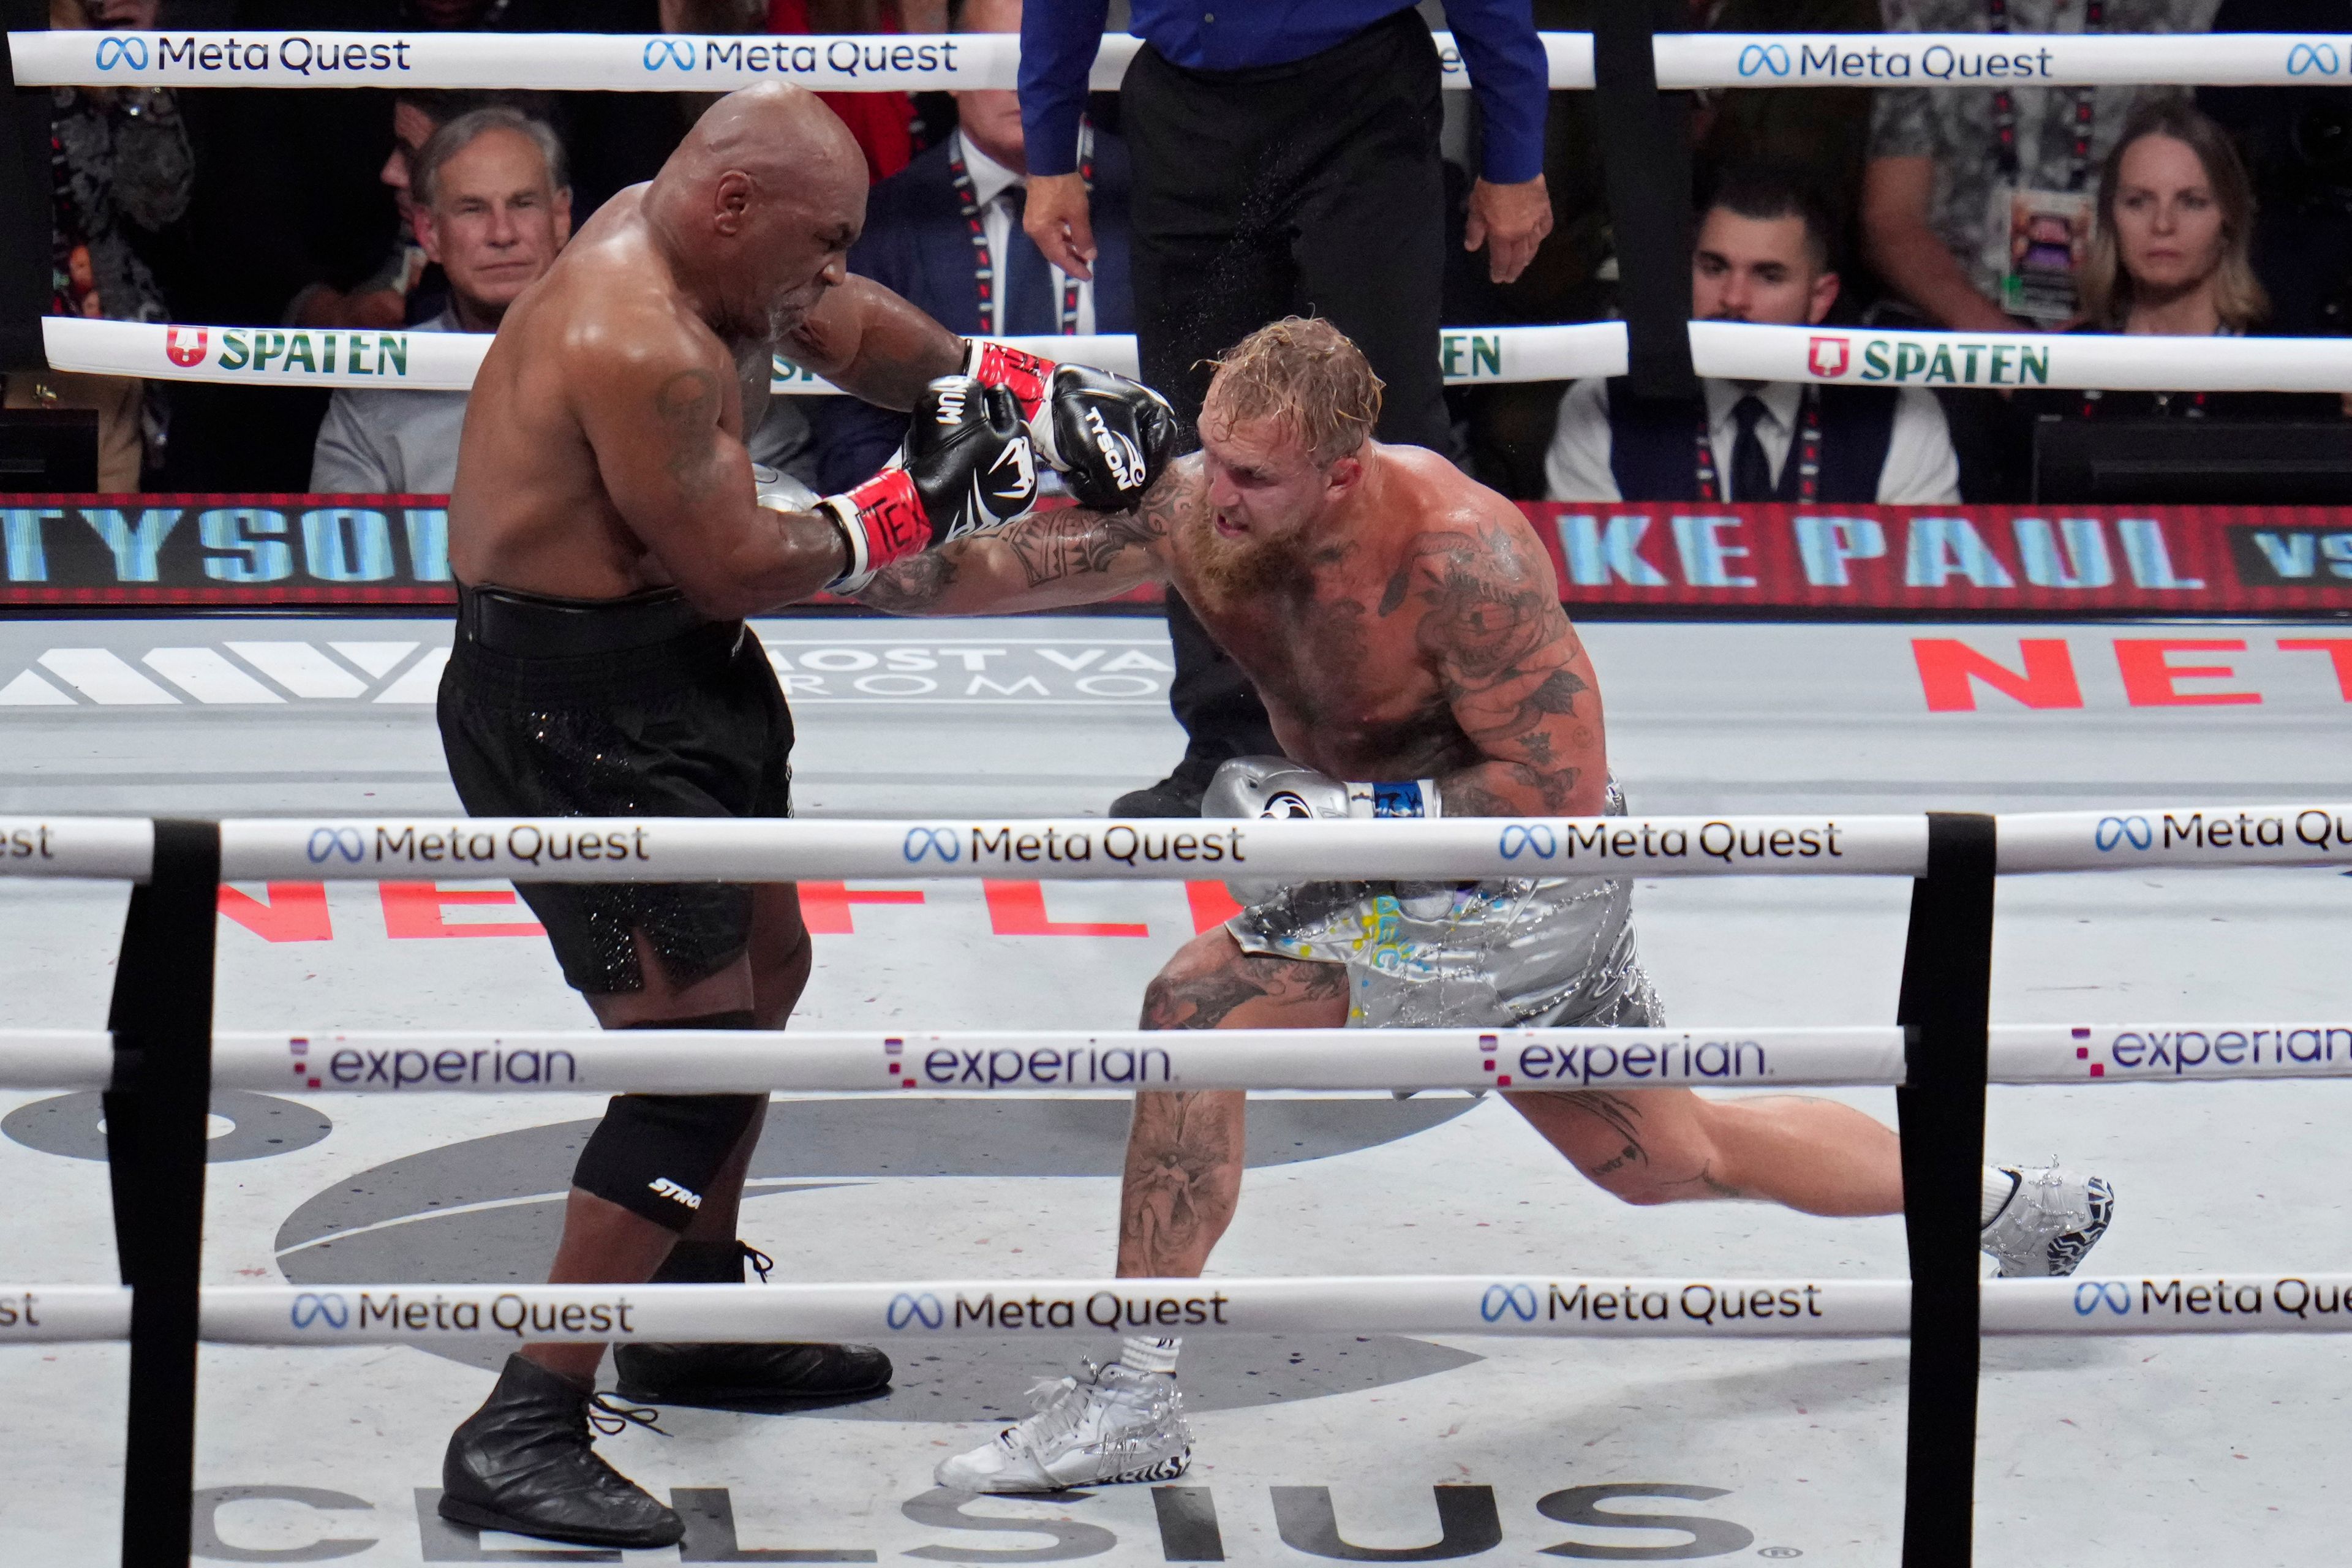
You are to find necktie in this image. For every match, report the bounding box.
[1730,394,1774,503]
[999,184,1057,337]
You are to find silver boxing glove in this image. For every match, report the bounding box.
[1200,757,1333,906]
[1201,756,1442,907]
[1202,755,1444,823]
[752,462,822,516]
[1202,756,1349,823]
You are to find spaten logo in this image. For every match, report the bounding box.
[887,1292,945,1330]
[1738,43,1791,77]
[1499,824,1556,861]
[2288,42,2340,77]
[1807,335,1851,378]
[902,826,960,864]
[2094,815,2152,852]
[1480,1283,1539,1322]
[643,37,696,71]
[2073,1281,2130,1316]
[291,1291,350,1329]
[165,327,209,368]
[95,36,149,71]
[306,827,365,864]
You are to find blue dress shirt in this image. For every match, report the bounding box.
[1019,1,1548,186]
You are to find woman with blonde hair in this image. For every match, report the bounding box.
[2079,97,2267,337]
[2028,97,2340,422]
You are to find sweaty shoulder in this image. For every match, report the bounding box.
[546,252,719,387]
[1374,444,1558,608]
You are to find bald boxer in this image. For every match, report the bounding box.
[862,317,2113,1491]
[435,83,1171,1548]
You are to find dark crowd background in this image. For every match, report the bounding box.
[19,0,2352,500]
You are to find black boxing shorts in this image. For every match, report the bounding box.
[437,583,794,995]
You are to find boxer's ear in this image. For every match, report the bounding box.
[712,169,756,235]
[1323,453,1365,502]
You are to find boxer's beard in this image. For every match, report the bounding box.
[1183,509,1310,609]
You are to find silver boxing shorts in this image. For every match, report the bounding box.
[1224,784,1662,1030]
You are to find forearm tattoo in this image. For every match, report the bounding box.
[859,548,961,613]
[1008,505,1166,587]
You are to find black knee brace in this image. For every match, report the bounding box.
[573,1011,766,1232]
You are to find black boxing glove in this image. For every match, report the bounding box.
[816,375,1038,592]
[964,340,1177,510]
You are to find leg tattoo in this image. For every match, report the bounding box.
[1118,1090,1245,1276]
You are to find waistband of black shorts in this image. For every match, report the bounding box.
[1136,5,1432,89]
[455,582,731,657]
[448,583,750,701]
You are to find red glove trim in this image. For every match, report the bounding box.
[835,467,929,570]
[964,339,1054,424]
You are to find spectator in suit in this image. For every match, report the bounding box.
[1547,165,1961,505]
[1457,0,1882,502]
[804,0,1134,494]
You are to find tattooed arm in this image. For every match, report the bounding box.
[856,456,1197,616]
[780,276,967,410]
[1379,513,1610,817]
[575,313,850,617]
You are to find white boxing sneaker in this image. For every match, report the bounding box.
[935,1361,1191,1493]
[1980,1164,2115,1278]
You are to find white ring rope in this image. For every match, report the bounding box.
[12,29,2352,92]
[10,1022,2352,1093]
[1994,804,2352,872]
[6,807,2350,883]
[203,813,1930,882]
[2,1273,2348,1346]
[45,317,2352,396]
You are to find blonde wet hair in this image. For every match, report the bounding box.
[1203,317,1385,466]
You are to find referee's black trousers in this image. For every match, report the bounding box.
[1122,8,1452,791]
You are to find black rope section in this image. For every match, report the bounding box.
[0,0,51,371]
[103,819,221,1568]
[1591,0,1697,399]
[1894,812,1998,1568]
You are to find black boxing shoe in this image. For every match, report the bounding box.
[612,1240,894,1408]
[439,1354,683,1550]
[1109,771,1207,818]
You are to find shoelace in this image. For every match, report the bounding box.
[741,1242,775,1283]
[586,1393,668,1439]
[1000,1364,1103,1454]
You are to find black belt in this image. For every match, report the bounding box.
[454,583,733,660]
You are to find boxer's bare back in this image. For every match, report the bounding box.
[448,83,963,614]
